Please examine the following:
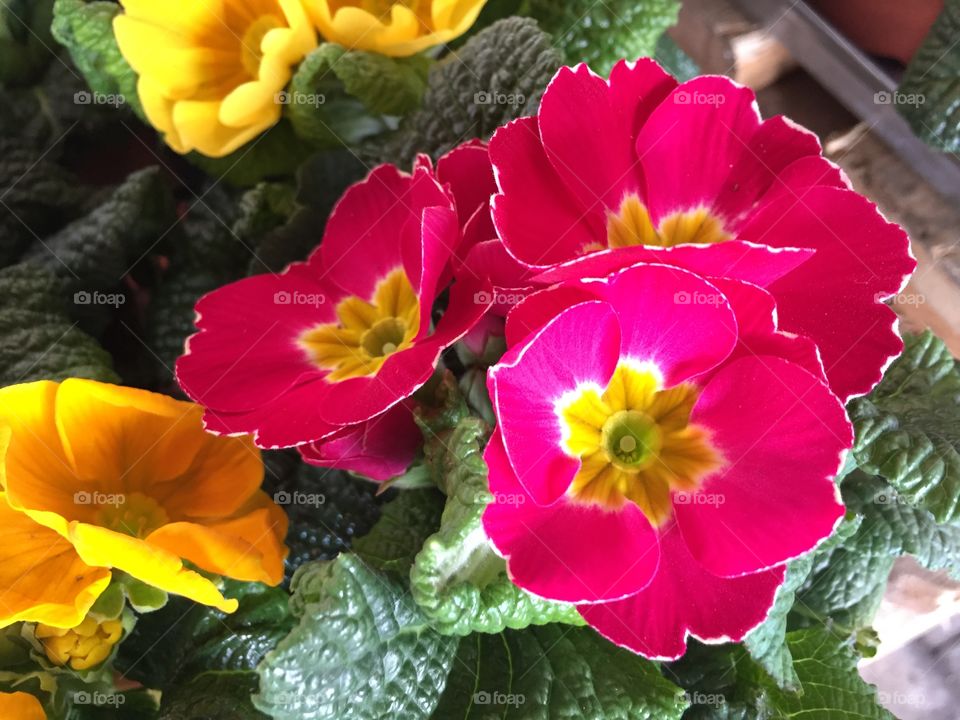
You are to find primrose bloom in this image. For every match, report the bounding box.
[36,616,123,671]
[482,263,852,658]
[114,0,316,157]
[0,380,287,614]
[489,59,915,401]
[305,0,486,56]
[0,693,44,719]
[177,159,490,480]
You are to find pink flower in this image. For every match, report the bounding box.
[176,158,490,480]
[482,262,853,659]
[489,60,915,401]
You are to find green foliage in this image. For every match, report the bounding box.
[409,416,583,635]
[526,0,680,74]
[849,330,960,522]
[157,672,267,720]
[51,0,140,115]
[286,44,428,148]
[353,488,446,576]
[187,121,309,187]
[0,0,56,85]
[0,263,117,384]
[898,0,960,152]
[433,626,689,719]
[380,17,562,165]
[255,555,458,720]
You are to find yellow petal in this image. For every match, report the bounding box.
[0,692,45,720]
[173,97,278,157]
[65,522,237,613]
[0,493,110,630]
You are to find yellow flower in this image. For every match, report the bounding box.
[305,0,487,56]
[36,616,124,671]
[113,0,317,157]
[0,692,45,719]
[0,380,288,614]
[0,491,110,630]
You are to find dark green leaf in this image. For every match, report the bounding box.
[158,671,267,720]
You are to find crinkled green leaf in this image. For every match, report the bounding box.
[116,580,293,692]
[0,263,117,383]
[526,0,679,74]
[286,43,428,149]
[187,121,308,187]
[434,625,688,719]
[409,416,582,635]
[255,555,457,720]
[158,671,266,720]
[849,330,960,522]
[0,0,55,86]
[380,17,562,165]
[898,0,960,152]
[51,0,141,115]
[353,488,446,576]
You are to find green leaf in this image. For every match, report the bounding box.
[286,44,429,148]
[263,454,386,582]
[0,263,117,384]
[0,0,56,86]
[51,0,141,115]
[158,671,266,720]
[380,17,562,165]
[655,35,700,82]
[353,488,446,576]
[433,625,689,719]
[255,555,458,720]
[849,330,960,523]
[409,416,583,635]
[898,0,960,152]
[526,0,680,75]
[187,121,309,187]
[116,580,294,692]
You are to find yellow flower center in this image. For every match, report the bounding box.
[558,362,721,526]
[241,14,284,76]
[36,616,123,671]
[96,492,169,538]
[299,268,421,382]
[605,195,731,249]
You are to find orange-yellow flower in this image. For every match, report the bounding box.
[0,692,45,720]
[113,0,317,157]
[0,380,288,614]
[305,0,486,56]
[36,616,124,671]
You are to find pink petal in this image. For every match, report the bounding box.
[534,241,815,290]
[607,59,678,142]
[678,355,849,577]
[504,283,599,347]
[176,263,334,415]
[490,117,602,266]
[738,187,915,400]
[489,301,621,505]
[436,140,496,227]
[636,77,761,224]
[482,431,660,603]
[579,526,784,660]
[299,402,421,481]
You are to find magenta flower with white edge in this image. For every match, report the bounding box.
[481,262,853,659]
[176,158,491,480]
[489,59,916,402]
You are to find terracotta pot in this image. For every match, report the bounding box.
[809,0,943,64]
